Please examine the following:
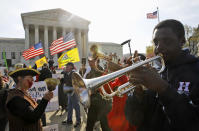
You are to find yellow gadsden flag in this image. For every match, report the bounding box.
[58,48,80,68]
[35,56,47,68]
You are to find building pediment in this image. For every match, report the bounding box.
[21,8,90,29]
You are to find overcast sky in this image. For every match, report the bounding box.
[0,0,199,54]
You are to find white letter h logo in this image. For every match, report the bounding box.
[178,82,190,92]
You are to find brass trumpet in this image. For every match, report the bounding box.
[72,55,165,107]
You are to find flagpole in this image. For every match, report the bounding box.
[3,50,8,70]
[157,7,160,23]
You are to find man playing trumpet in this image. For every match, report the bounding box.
[125,19,199,131]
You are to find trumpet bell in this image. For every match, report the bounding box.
[72,73,91,108]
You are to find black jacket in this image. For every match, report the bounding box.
[125,51,199,131]
[38,68,52,81]
[61,71,74,87]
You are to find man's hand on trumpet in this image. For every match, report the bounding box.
[129,66,169,94]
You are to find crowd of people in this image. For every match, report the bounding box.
[0,19,199,131]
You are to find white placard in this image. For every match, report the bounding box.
[28,81,59,112]
[43,124,58,131]
[28,81,47,100]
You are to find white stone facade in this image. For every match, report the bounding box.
[0,8,123,69]
[0,38,24,67]
[21,8,90,66]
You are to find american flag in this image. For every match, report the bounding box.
[147,11,157,19]
[22,42,44,60]
[50,32,76,55]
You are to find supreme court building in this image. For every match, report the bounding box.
[0,8,123,69]
[21,8,90,65]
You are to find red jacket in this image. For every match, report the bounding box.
[101,75,136,131]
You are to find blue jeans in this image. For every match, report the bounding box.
[67,92,81,123]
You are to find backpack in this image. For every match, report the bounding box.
[0,88,9,119]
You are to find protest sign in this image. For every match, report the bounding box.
[28,81,47,100]
[28,81,59,112]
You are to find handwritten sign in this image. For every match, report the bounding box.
[28,81,59,112]
[28,81,47,100]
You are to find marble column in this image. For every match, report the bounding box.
[35,25,39,43]
[77,29,82,59]
[85,30,89,58]
[53,27,57,40]
[44,26,49,58]
[53,26,58,65]
[23,25,30,64]
[72,29,81,69]
[25,25,30,50]
[35,25,40,60]
[62,28,66,37]
[82,30,88,58]
[81,32,85,58]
